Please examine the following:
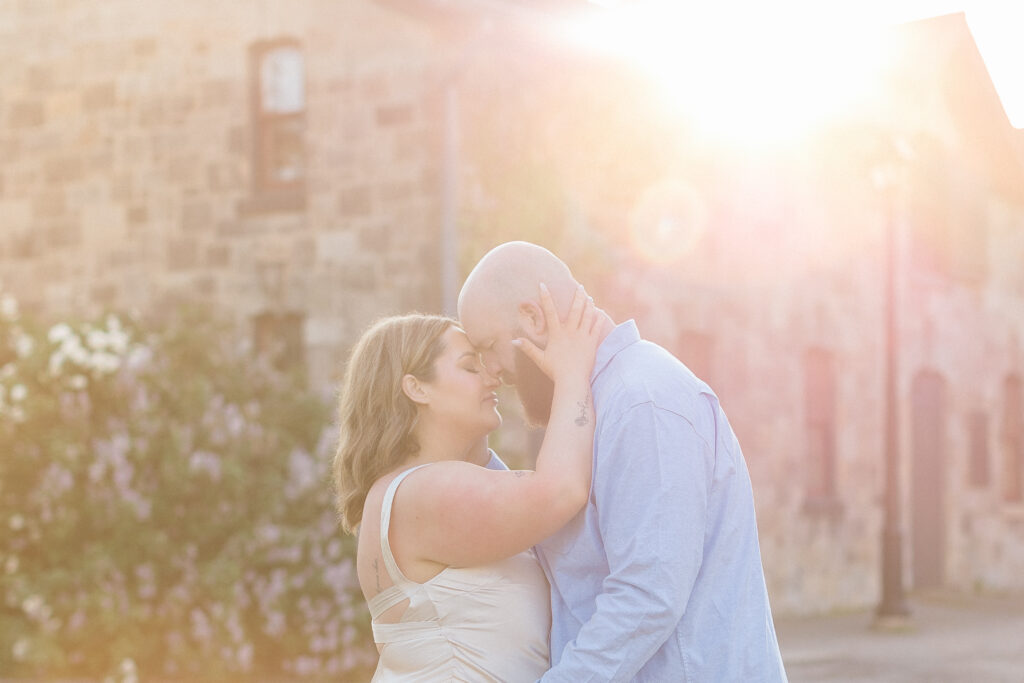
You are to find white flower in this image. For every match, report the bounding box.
[4,556,18,574]
[69,374,88,390]
[49,351,66,376]
[21,594,44,618]
[14,333,33,358]
[0,294,18,320]
[12,637,29,661]
[62,337,89,366]
[10,384,26,402]
[189,451,222,480]
[9,514,24,531]
[90,352,121,375]
[86,328,109,351]
[48,323,73,344]
[125,346,152,370]
[107,329,130,355]
[0,363,14,379]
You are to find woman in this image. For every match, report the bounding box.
[334,284,599,681]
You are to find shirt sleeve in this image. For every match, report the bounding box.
[541,401,712,682]
[484,449,509,471]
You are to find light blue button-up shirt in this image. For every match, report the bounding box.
[536,321,787,682]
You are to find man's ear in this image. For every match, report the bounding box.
[518,300,547,338]
[402,374,429,405]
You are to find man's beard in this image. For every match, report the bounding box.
[514,346,554,428]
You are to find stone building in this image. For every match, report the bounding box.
[0,0,455,386]
[588,12,1024,612]
[2,0,1022,617]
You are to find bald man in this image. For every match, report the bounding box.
[459,242,787,682]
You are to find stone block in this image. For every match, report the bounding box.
[376,104,413,127]
[105,249,137,268]
[46,220,82,249]
[127,205,148,225]
[338,185,372,216]
[292,238,315,267]
[358,225,389,253]
[227,126,246,156]
[191,274,217,297]
[359,74,388,100]
[205,244,231,268]
[337,262,376,290]
[48,91,81,122]
[33,191,66,219]
[9,233,37,259]
[82,82,117,110]
[91,282,118,305]
[44,156,84,184]
[9,101,44,128]
[201,78,237,107]
[134,38,157,59]
[26,65,53,92]
[378,180,415,203]
[167,237,198,270]
[206,163,243,192]
[182,200,212,232]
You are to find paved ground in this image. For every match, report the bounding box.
[775,590,1024,682]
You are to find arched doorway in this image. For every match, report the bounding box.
[911,370,947,590]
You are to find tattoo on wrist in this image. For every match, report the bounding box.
[513,470,528,478]
[575,396,590,426]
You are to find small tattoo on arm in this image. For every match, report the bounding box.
[513,470,529,478]
[373,558,382,592]
[575,397,590,426]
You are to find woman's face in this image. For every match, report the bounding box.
[420,326,502,436]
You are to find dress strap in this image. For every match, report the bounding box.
[379,464,431,587]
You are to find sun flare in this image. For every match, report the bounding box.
[561,3,891,147]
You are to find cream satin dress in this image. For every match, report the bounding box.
[368,465,551,682]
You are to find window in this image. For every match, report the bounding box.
[803,348,838,511]
[966,412,990,488]
[249,39,306,210]
[1002,376,1023,503]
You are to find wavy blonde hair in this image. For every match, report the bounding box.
[333,314,456,533]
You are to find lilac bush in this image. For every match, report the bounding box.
[0,295,373,681]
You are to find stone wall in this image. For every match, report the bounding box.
[0,0,449,387]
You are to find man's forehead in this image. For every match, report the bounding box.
[459,304,505,346]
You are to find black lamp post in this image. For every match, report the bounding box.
[873,137,912,626]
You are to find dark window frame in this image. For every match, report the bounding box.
[246,37,307,213]
[1002,375,1023,503]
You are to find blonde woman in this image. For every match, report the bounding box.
[334,284,599,681]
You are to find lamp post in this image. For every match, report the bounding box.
[872,136,913,627]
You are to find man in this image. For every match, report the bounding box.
[458,241,787,682]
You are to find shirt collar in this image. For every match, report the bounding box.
[591,320,640,384]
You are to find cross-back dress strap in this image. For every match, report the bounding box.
[379,464,431,588]
[367,464,431,626]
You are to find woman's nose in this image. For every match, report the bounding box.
[482,369,501,388]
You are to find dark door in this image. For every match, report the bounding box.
[911,370,947,589]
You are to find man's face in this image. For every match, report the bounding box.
[459,304,520,385]
[460,301,554,427]
[512,345,554,428]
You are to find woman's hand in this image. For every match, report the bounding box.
[514,282,600,384]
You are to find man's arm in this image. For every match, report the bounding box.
[542,402,712,682]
